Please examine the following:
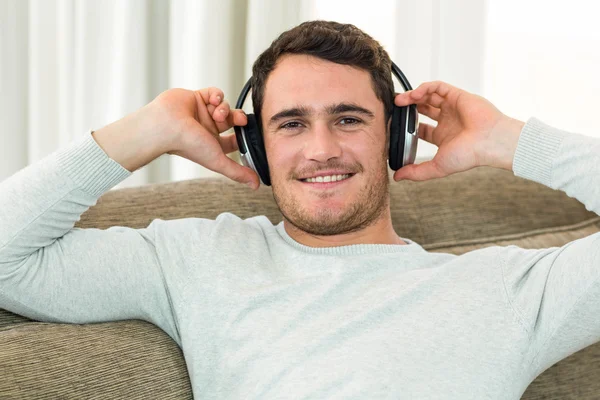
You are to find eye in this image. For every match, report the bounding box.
[280,121,304,130]
[339,117,361,126]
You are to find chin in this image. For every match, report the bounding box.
[304,195,349,211]
[282,201,378,236]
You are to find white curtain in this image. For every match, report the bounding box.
[1,0,488,186]
[0,0,313,187]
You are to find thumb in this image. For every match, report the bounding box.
[393,160,445,182]
[215,154,261,189]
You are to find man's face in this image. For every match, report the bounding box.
[261,54,390,236]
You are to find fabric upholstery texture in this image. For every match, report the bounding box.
[1,166,599,399]
[1,321,192,399]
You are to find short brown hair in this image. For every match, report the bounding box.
[251,20,394,130]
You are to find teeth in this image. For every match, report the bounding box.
[304,174,350,183]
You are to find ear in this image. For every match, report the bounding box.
[385,116,392,151]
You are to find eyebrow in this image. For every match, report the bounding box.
[268,102,375,127]
[268,106,311,127]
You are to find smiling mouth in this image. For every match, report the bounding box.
[300,173,354,183]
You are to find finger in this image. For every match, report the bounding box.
[196,87,224,106]
[212,100,231,123]
[206,105,248,133]
[218,133,239,154]
[412,80,454,101]
[395,81,454,107]
[214,153,260,189]
[232,109,248,126]
[393,159,446,182]
[394,91,415,107]
[421,92,445,108]
[396,90,445,109]
[196,100,220,134]
[416,104,440,121]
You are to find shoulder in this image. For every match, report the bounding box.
[145,212,276,239]
[454,243,554,260]
[456,244,559,281]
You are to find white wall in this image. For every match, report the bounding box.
[483,0,600,138]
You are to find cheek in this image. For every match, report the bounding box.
[266,142,293,179]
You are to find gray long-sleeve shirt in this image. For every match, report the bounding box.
[1,117,599,399]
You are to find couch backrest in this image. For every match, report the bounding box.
[74,166,600,253]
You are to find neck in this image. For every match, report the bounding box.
[283,207,407,247]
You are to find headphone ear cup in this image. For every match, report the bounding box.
[389,105,407,171]
[243,114,271,186]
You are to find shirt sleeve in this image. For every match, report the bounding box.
[0,132,181,345]
[502,117,600,378]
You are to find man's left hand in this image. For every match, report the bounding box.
[393,80,525,181]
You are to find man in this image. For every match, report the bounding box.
[1,20,598,399]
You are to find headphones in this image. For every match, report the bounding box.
[233,61,418,186]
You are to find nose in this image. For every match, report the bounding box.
[302,122,342,162]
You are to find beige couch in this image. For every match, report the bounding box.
[2,166,600,399]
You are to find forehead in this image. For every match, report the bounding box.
[262,54,381,116]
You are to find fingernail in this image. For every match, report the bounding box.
[246,182,255,189]
[216,95,222,103]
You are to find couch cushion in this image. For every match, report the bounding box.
[0,308,31,328]
[522,343,600,399]
[0,320,192,399]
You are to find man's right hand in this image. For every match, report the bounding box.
[92,87,260,189]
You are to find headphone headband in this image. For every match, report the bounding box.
[235,77,253,110]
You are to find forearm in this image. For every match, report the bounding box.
[512,117,600,214]
[0,133,130,262]
[0,135,180,340]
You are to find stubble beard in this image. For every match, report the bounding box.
[272,162,390,236]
